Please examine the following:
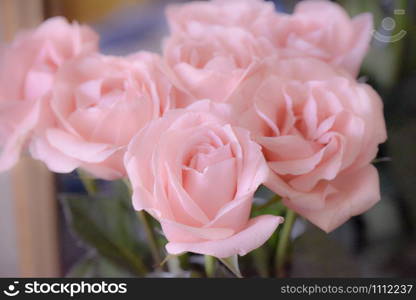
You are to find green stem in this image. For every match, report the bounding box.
[204,255,216,278]
[250,247,269,277]
[77,170,97,195]
[123,179,162,266]
[275,209,297,277]
[166,255,182,275]
[137,210,162,266]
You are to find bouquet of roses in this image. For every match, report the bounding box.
[0,0,386,277]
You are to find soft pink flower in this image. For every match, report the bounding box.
[271,0,373,76]
[164,0,276,106]
[167,0,276,37]
[230,57,387,232]
[164,0,372,107]
[124,102,283,258]
[0,17,98,171]
[31,52,177,180]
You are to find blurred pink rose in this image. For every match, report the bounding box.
[167,0,276,37]
[164,0,372,108]
[31,52,177,180]
[230,57,387,232]
[0,17,98,171]
[125,102,283,258]
[164,0,276,106]
[271,0,373,76]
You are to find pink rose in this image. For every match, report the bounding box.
[271,0,373,76]
[124,102,283,258]
[164,0,372,109]
[167,0,276,37]
[31,52,177,180]
[164,0,276,106]
[230,58,387,232]
[0,17,98,171]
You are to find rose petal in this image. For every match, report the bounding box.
[161,219,235,243]
[166,215,283,258]
[30,135,81,173]
[46,128,119,163]
[284,165,380,232]
[339,13,373,76]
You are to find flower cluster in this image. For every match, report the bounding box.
[0,0,386,258]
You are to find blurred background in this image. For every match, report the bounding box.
[0,0,415,277]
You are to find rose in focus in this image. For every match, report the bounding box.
[125,102,283,257]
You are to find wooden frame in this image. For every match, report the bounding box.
[0,0,60,277]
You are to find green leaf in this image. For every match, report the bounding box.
[252,198,285,217]
[218,255,243,278]
[66,252,137,278]
[66,253,97,278]
[60,182,148,276]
